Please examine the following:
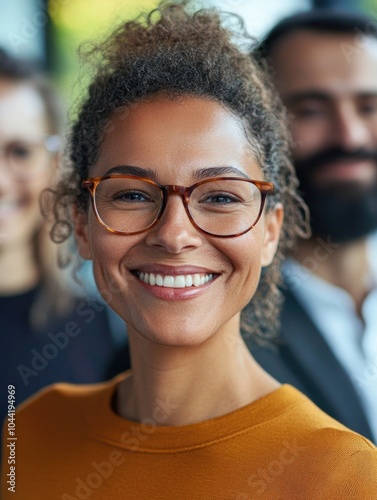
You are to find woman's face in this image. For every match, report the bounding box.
[0,79,55,253]
[75,97,282,346]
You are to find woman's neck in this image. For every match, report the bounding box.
[0,243,39,294]
[116,320,279,426]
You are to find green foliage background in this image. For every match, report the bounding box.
[49,0,160,110]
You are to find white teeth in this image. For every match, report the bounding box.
[163,276,175,287]
[185,275,193,287]
[137,272,215,288]
[193,274,201,287]
[174,276,186,288]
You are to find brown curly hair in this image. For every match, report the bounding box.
[50,1,308,343]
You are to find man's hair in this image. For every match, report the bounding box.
[259,9,377,57]
[50,1,308,343]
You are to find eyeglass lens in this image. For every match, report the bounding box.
[93,177,264,236]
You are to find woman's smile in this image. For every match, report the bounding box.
[136,271,215,288]
[75,96,281,346]
[131,264,219,300]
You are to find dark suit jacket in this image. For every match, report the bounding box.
[250,284,375,443]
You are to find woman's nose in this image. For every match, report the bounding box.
[144,194,202,253]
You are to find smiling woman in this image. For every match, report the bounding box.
[2,2,377,499]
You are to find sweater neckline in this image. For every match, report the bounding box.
[85,373,306,453]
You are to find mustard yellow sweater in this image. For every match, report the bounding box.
[2,374,377,499]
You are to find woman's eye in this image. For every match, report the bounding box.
[112,191,152,203]
[9,144,33,159]
[201,192,241,204]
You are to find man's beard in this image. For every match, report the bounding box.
[294,147,377,244]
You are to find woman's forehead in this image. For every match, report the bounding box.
[92,96,262,181]
[0,81,48,138]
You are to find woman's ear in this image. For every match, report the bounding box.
[73,206,92,260]
[261,203,284,267]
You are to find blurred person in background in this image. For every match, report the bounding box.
[252,10,377,443]
[0,48,129,432]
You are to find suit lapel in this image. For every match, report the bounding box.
[280,286,373,439]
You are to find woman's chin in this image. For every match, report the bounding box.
[131,323,215,349]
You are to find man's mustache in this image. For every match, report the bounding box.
[294,147,377,173]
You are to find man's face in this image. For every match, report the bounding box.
[270,30,377,242]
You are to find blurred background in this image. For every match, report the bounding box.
[1,0,376,108]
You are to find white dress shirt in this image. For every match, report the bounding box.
[283,239,377,442]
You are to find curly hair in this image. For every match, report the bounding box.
[50,1,308,343]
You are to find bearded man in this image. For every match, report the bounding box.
[252,9,377,443]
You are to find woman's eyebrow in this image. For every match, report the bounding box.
[105,165,157,179]
[105,164,250,181]
[194,166,250,180]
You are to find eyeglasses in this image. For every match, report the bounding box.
[82,174,274,238]
[0,135,61,179]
